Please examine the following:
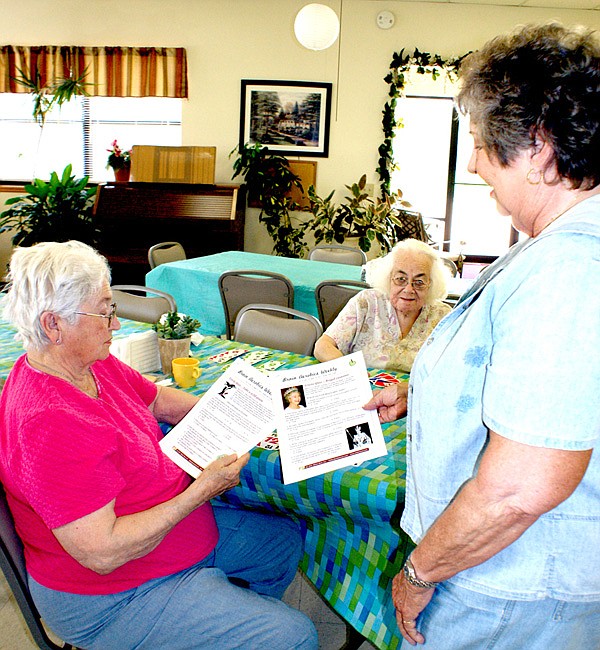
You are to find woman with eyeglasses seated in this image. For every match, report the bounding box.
[313,238,451,372]
[0,241,317,650]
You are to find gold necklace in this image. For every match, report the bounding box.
[533,193,589,238]
[28,357,98,398]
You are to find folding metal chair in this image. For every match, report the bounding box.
[147,242,186,269]
[111,285,176,323]
[233,304,323,356]
[441,257,458,277]
[0,485,78,649]
[218,270,294,340]
[308,244,367,266]
[315,280,370,329]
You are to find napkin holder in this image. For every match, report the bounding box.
[110,330,161,374]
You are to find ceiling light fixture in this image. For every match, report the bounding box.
[294,3,340,51]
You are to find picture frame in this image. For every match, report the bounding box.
[240,80,332,158]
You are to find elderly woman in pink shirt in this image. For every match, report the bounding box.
[0,240,316,650]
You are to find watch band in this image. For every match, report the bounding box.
[403,556,439,589]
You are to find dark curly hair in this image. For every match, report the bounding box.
[457,23,600,190]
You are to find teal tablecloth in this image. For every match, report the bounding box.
[145,251,363,336]
[0,304,409,649]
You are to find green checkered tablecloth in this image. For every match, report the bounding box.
[0,304,410,649]
[187,336,411,650]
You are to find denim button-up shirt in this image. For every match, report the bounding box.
[402,196,600,601]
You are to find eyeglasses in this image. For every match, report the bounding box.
[75,303,118,327]
[391,276,430,291]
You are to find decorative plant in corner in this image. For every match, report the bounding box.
[13,67,89,170]
[0,164,98,247]
[14,66,89,129]
[230,143,308,258]
[306,174,412,255]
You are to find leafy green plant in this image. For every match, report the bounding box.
[14,67,89,128]
[378,48,468,196]
[0,165,98,247]
[306,174,412,254]
[152,312,201,339]
[230,143,308,258]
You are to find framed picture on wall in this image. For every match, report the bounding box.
[239,80,332,157]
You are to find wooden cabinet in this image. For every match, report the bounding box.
[94,182,245,284]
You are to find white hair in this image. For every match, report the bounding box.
[3,241,111,350]
[365,239,449,305]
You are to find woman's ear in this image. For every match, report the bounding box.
[530,138,557,181]
[39,311,62,345]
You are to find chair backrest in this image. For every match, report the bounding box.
[0,485,76,649]
[147,242,186,269]
[441,257,458,277]
[393,209,431,244]
[315,280,370,329]
[308,244,367,266]
[218,270,294,340]
[233,303,323,356]
[111,285,177,324]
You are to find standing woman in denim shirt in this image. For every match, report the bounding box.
[366,22,600,649]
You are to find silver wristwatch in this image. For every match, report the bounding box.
[402,556,439,589]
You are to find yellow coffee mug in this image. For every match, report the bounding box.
[172,357,201,388]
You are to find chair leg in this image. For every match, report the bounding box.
[340,623,366,650]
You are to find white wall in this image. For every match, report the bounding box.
[3,0,599,253]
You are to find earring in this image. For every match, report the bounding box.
[526,168,544,185]
[56,336,62,345]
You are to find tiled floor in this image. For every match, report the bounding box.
[0,569,376,650]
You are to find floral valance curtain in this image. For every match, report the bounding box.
[0,45,188,98]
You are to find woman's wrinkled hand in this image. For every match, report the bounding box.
[191,453,250,502]
[392,570,434,646]
[363,382,409,423]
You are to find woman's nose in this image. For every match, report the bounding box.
[467,149,477,174]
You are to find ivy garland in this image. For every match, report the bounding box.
[377,47,470,197]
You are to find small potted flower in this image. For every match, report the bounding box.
[153,312,201,375]
[106,139,132,182]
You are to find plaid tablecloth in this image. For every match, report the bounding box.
[0,305,410,649]
[188,336,411,649]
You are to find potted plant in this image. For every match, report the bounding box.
[306,174,412,256]
[230,143,307,258]
[14,67,88,129]
[106,140,132,182]
[153,311,201,375]
[0,164,98,247]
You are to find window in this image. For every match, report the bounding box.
[0,95,182,182]
[392,92,517,259]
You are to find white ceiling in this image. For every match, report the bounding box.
[377,0,600,10]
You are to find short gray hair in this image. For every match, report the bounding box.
[457,22,600,190]
[365,238,449,304]
[3,241,111,350]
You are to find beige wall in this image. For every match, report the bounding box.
[3,0,599,254]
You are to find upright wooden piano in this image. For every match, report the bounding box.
[94,182,246,284]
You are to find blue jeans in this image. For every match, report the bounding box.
[29,503,318,649]
[400,581,600,650]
